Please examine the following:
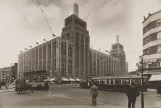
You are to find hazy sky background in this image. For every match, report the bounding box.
[0,0,161,71]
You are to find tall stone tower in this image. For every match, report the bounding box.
[61,3,90,78]
[110,35,126,76]
[73,3,79,17]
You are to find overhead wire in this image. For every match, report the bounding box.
[84,0,109,20]
[36,0,55,37]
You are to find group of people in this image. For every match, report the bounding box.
[15,78,34,94]
[90,83,139,108]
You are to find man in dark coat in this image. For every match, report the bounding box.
[126,83,139,108]
[156,83,160,96]
[90,83,98,106]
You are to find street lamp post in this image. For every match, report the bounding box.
[141,57,144,108]
[136,56,145,108]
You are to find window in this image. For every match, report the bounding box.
[150,33,157,41]
[150,45,157,54]
[144,33,158,45]
[149,62,160,68]
[145,37,149,43]
[158,45,161,52]
[75,18,86,29]
[157,32,161,39]
[112,45,117,49]
[65,17,72,26]
[143,20,158,34]
[157,20,161,26]
[67,33,70,40]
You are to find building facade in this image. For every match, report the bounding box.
[142,10,161,73]
[0,63,17,82]
[18,3,125,79]
[60,3,90,78]
[89,49,120,77]
[18,37,61,78]
[110,35,126,75]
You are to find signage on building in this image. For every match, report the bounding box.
[143,59,156,63]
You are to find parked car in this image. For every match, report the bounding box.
[12,81,16,88]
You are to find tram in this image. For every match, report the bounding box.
[21,70,49,90]
[79,76,148,92]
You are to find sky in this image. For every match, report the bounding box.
[0,0,161,71]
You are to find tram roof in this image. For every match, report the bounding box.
[91,75,147,80]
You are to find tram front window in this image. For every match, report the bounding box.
[101,80,104,84]
[115,79,121,85]
[111,80,113,85]
[125,79,130,85]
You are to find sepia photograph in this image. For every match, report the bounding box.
[0,0,161,108]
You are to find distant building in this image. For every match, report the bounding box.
[0,63,17,82]
[89,49,120,76]
[129,70,140,76]
[142,10,161,74]
[126,62,128,74]
[110,35,126,75]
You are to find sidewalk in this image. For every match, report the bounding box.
[0,85,15,93]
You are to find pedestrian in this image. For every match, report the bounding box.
[0,81,1,89]
[5,82,8,90]
[126,83,139,108]
[158,83,161,96]
[156,83,160,97]
[44,81,49,90]
[90,82,98,106]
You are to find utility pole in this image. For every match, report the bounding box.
[141,57,144,108]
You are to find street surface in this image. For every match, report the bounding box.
[0,84,161,108]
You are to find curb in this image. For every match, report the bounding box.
[0,89,15,93]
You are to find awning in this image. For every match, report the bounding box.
[62,78,69,81]
[49,78,56,81]
[69,78,75,81]
[75,78,80,81]
[149,74,161,81]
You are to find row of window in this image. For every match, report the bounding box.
[143,31,161,45]
[143,44,161,55]
[94,79,145,85]
[143,19,161,34]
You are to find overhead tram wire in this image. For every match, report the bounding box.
[36,0,55,37]
[83,0,109,20]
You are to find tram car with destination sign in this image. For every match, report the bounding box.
[79,76,148,92]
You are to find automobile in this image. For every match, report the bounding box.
[50,81,55,84]
[49,78,56,84]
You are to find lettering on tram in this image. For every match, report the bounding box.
[79,76,148,92]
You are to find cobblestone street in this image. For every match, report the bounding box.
[0,84,161,108]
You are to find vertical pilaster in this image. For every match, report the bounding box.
[42,45,44,70]
[38,47,39,71]
[66,39,68,77]
[83,36,85,77]
[51,41,53,77]
[45,43,48,72]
